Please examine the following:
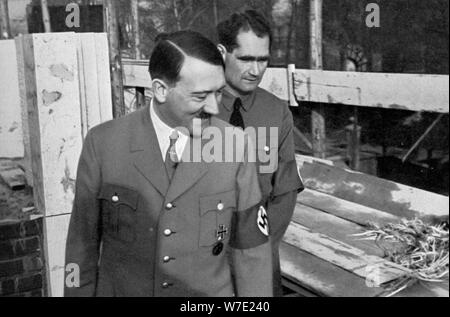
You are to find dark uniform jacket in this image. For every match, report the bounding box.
[64,105,273,297]
[218,88,304,295]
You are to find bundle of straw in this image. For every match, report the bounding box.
[353,218,449,285]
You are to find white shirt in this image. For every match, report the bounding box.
[150,99,189,162]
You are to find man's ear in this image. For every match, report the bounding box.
[217,44,227,61]
[152,79,169,103]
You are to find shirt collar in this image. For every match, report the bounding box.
[149,99,188,160]
[222,87,257,112]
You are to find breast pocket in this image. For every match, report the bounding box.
[98,183,139,243]
[257,144,278,174]
[199,190,236,247]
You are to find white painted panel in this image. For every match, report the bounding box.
[44,213,70,297]
[0,40,24,158]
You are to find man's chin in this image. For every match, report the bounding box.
[191,117,211,138]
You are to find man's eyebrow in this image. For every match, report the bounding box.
[237,55,270,61]
[191,85,226,95]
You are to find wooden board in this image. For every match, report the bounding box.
[23,33,84,218]
[292,203,388,257]
[122,61,449,113]
[0,39,24,158]
[76,33,113,137]
[298,188,400,226]
[294,69,449,113]
[298,158,449,220]
[121,60,291,102]
[122,58,151,88]
[0,167,26,190]
[15,35,33,187]
[283,222,410,284]
[280,242,384,297]
[94,33,114,124]
[43,213,71,297]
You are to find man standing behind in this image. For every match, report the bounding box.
[216,10,304,296]
[65,30,272,297]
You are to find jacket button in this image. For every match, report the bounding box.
[163,229,172,236]
[162,282,169,288]
[163,256,171,263]
[166,203,173,210]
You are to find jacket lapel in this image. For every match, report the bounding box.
[130,106,169,197]
[165,136,208,202]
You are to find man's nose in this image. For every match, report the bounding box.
[249,61,261,77]
[203,94,219,116]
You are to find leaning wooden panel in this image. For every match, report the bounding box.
[76,33,100,137]
[22,33,83,217]
[0,39,24,158]
[43,213,71,297]
[94,33,113,123]
[294,69,449,113]
[15,35,33,186]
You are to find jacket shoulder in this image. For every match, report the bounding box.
[87,107,145,140]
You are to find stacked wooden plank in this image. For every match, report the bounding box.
[13,32,112,297]
[281,155,449,297]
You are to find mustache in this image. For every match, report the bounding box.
[197,111,211,120]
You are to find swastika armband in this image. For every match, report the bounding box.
[229,204,270,249]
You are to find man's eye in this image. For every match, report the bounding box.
[194,95,207,101]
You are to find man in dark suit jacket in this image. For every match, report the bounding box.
[216,11,304,296]
[64,30,273,297]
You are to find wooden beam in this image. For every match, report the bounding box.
[121,59,450,113]
[283,222,410,283]
[402,113,445,162]
[40,0,51,33]
[104,0,125,118]
[298,188,400,226]
[309,0,326,159]
[131,0,140,59]
[0,0,11,39]
[294,70,449,113]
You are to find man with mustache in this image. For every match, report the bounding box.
[65,30,273,296]
[216,10,304,296]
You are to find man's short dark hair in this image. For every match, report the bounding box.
[217,10,272,52]
[149,30,224,85]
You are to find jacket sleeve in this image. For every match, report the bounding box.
[229,134,273,297]
[64,130,102,297]
[268,105,304,243]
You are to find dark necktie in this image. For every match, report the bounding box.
[165,130,179,181]
[229,98,245,129]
